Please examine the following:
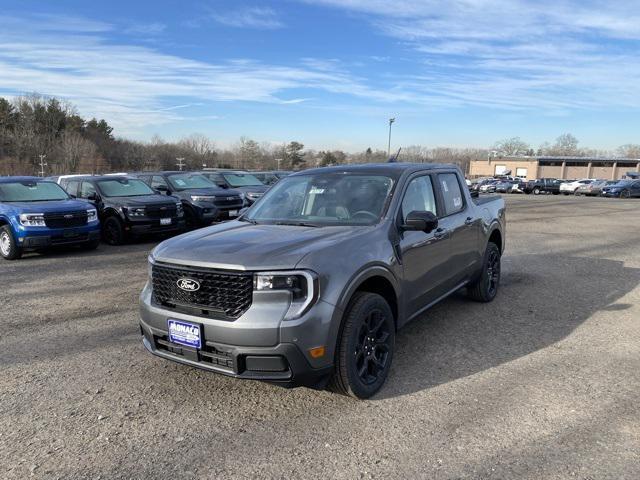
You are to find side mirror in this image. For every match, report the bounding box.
[155,184,169,192]
[469,189,479,198]
[402,211,438,233]
[217,183,228,189]
[87,192,99,201]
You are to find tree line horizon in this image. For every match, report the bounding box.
[1,94,639,177]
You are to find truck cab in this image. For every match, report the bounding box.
[0,176,101,260]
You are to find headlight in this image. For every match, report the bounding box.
[254,271,319,320]
[175,202,184,217]
[246,192,262,200]
[125,207,146,217]
[19,213,46,226]
[87,209,98,222]
[148,254,155,281]
[190,195,215,202]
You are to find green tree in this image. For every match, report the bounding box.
[285,141,305,169]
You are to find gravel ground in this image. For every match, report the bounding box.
[1,195,639,479]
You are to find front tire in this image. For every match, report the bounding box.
[533,187,541,195]
[329,292,395,399]
[102,216,126,245]
[467,242,501,302]
[0,226,22,260]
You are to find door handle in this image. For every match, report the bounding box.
[464,216,473,226]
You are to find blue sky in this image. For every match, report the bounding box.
[1,0,639,152]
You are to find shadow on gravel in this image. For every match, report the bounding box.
[376,254,640,400]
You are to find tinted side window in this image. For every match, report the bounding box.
[401,176,437,222]
[65,180,80,196]
[438,173,464,216]
[79,182,96,198]
[151,176,168,189]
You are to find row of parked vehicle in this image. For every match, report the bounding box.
[470,176,640,198]
[0,169,290,260]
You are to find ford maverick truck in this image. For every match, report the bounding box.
[140,163,506,398]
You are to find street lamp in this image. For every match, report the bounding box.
[176,157,186,171]
[387,118,395,157]
[38,154,47,177]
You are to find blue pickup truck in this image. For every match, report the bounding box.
[0,176,102,260]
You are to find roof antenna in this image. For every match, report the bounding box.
[388,147,401,163]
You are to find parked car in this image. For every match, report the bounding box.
[559,179,597,195]
[139,163,506,398]
[479,179,500,193]
[495,180,516,193]
[524,178,564,195]
[470,178,495,193]
[251,170,292,186]
[56,174,94,188]
[199,170,269,205]
[0,176,101,259]
[64,175,186,245]
[574,179,611,196]
[133,172,245,227]
[601,179,640,198]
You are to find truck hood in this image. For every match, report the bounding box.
[152,221,371,271]
[106,194,178,207]
[2,199,92,214]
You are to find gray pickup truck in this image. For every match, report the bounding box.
[139,163,506,398]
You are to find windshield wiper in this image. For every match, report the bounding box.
[239,217,259,224]
[274,221,321,228]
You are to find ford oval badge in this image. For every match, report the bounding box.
[177,278,200,292]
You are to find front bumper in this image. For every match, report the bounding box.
[139,283,340,388]
[601,191,620,197]
[127,218,186,235]
[17,224,101,249]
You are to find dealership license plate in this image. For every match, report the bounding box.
[168,319,202,349]
[160,218,172,225]
[63,229,79,238]
[228,210,238,217]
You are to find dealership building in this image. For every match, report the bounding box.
[468,156,640,180]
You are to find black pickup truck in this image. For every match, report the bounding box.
[523,178,564,195]
[140,163,506,398]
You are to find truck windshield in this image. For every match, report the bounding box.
[167,174,215,190]
[0,181,69,202]
[222,173,264,187]
[244,173,394,226]
[97,179,155,197]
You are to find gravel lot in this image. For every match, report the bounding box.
[1,195,639,479]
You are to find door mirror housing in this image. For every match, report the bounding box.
[86,192,99,201]
[155,184,169,192]
[469,189,479,198]
[402,211,438,233]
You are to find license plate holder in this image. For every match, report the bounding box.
[228,210,238,217]
[63,229,79,238]
[160,218,172,225]
[168,319,202,349]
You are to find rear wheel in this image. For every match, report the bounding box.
[620,190,631,199]
[329,292,395,399]
[467,242,501,302]
[102,216,126,245]
[0,226,22,260]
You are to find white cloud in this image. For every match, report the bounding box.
[302,0,640,112]
[208,7,283,29]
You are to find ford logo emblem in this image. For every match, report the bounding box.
[64,214,73,219]
[227,197,235,201]
[176,278,200,292]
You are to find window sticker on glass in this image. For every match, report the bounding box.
[453,196,462,208]
[175,179,186,186]
[441,181,449,192]
[309,187,325,194]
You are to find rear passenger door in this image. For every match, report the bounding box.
[434,172,481,287]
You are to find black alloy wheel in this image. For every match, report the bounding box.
[103,216,125,245]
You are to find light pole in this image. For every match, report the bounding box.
[176,157,185,171]
[38,154,47,177]
[387,117,395,157]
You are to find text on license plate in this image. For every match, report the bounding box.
[168,319,201,348]
[160,218,172,225]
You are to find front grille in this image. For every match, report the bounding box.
[146,204,177,218]
[213,196,243,208]
[152,263,253,319]
[44,211,88,228]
